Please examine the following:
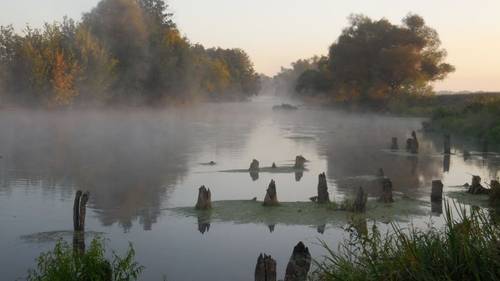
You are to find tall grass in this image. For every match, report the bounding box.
[27,238,144,281]
[312,203,500,281]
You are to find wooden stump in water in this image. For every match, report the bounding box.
[406,131,419,154]
[271,162,277,169]
[391,137,398,150]
[195,186,212,210]
[263,180,279,206]
[379,178,394,203]
[377,168,385,177]
[73,190,89,232]
[444,134,451,155]
[431,180,444,202]
[468,175,489,195]
[284,242,311,281]
[353,187,367,213]
[294,155,306,170]
[255,254,277,281]
[317,173,330,204]
[249,159,260,171]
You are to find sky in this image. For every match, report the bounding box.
[1,0,500,91]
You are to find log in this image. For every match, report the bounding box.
[249,159,260,171]
[284,242,311,281]
[317,173,330,203]
[353,187,367,213]
[255,254,277,281]
[263,180,279,206]
[391,137,398,150]
[379,178,394,203]
[294,155,306,170]
[195,185,212,210]
[444,134,451,155]
[431,180,443,202]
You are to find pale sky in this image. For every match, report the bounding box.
[2,0,500,91]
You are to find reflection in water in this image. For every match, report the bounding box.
[295,170,303,182]
[268,224,276,233]
[197,212,211,234]
[317,224,325,234]
[443,154,451,173]
[249,171,259,181]
[431,201,443,215]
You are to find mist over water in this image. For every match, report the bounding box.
[0,95,499,280]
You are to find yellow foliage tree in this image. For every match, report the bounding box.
[51,50,79,107]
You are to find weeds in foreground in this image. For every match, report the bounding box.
[312,203,500,281]
[27,238,144,281]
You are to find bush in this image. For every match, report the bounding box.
[27,238,144,281]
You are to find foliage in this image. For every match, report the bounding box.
[27,238,143,281]
[0,0,261,107]
[280,14,454,107]
[312,203,500,281]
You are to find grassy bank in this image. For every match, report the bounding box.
[312,203,500,281]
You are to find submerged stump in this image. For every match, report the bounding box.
[444,134,451,155]
[284,242,311,281]
[250,159,260,171]
[255,254,277,281]
[379,178,394,203]
[263,180,279,206]
[317,173,330,204]
[468,175,489,195]
[294,155,306,170]
[195,185,212,210]
[353,187,367,213]
[391,137,399,150]
[431,180,444,202]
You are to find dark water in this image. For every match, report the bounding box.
[0,96,499,281]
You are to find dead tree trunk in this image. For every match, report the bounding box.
[317,173,330,203]
[263,180,279,206]
[431,180,444,202]
[379,178,394,203]
[284,242,311,281]
[353,187,367,213]
[255,254,277,281]
[294,155,306,170]
[444,134,451,155]
[195,185,212,210]
[391,137,398,150]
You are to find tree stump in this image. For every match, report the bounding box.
[317,224,325,234]
[406,131,419,154]
[379,178,394,203]
[391,137,398,150]
[295,171,303,182]
[73,190,89,232]
[263,180,279,206]
[294,155,306,170]
[255,254,277,281]
[195,185,212,210]
[468,175,489,194]
[284,242,311,281]
[444,134,451,155]
[353,187,367,213]
[431,180,443,202]
[271,162,277,169]
[249,159,260,171]
[317,173,330,203]
[443,155,450,173]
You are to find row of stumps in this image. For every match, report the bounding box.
[391,132,452,155]
[255,242,311,281]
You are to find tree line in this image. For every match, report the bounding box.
[274,14,455,108]
[0,0,261,108]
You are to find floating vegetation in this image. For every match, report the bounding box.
[169,198,429,228]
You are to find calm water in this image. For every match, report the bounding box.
[0,96,499,281]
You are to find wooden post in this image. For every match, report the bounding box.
[317,173,330,203]
[284,242,311,281]
[353,187,367,213]
[195,186,212,210]
[391,137,398,150]
[73,191,82,231]
[249,159,260,171]
[444,134,451,154]
[431,180,443,202]
[294,155,306,170]
[263,180,279,206]
[255,254,277,281]
[73,190,89,254]
[379,178,394,203]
